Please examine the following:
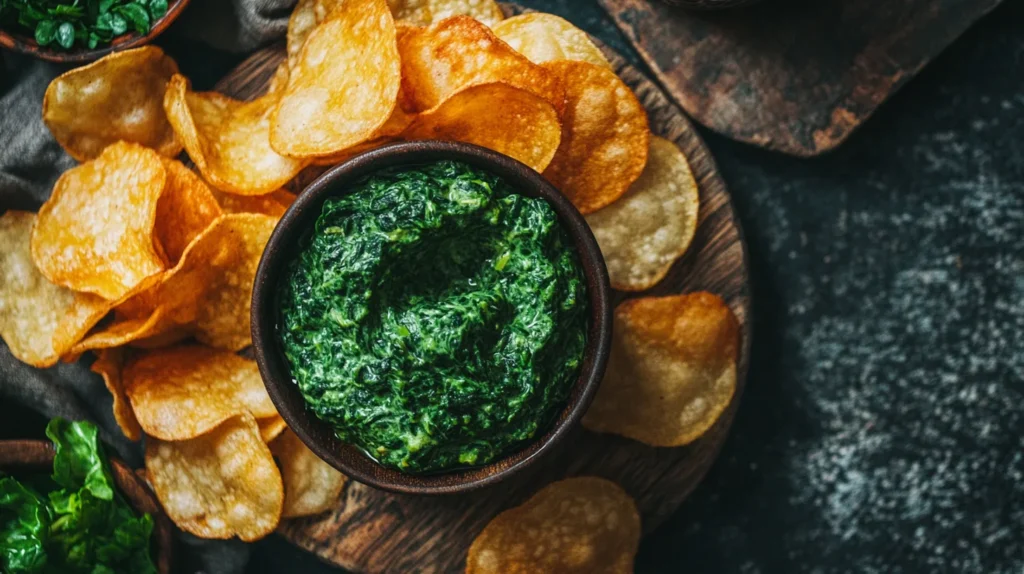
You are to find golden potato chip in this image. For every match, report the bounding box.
[42,46,181,161]
[145,413,283,541]
[91,348,142,441]
[583,292,739,446]
[270,430,346,518]
[271,0,401,158]
[287,0,318,70]
[397,16,564,112]
[387,0,432,24]
[426,0,504,26]
[32,141,168,300]
[541,61,649,214]
[258,416,288,443]
[492,13,610,68]
[69,306,170,356]
[467,477,640,574]
[156,159,222,264]
[125,345,278,441]
[0,211,79,367]
[585,136,699,291]
[195,214,278,351]
[165,75,309,196]
[402,82,561,172]
[214,189,296,217]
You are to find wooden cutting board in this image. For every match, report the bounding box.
[598,0,1003,156]
[214,22,752,573]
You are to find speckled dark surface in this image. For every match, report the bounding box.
[3,0,1019,572]
[252,1,1023,572]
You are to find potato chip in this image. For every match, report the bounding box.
[214,189,296,217]
[426,0,504,26]
[397,16,564,113]
[145,413,283,541]
[91,347,142,441]
[32,142,168,300]
[585,136,699,291]
[271,0,401,158]
[270,430,346,518]
[156,159,222,264]
[402,82,561,172]
[258,416,288,443]
[492,13,610,68]
[467,477,640,574]
[287,0,318,70]
[125,345,278,441]
[195,214,278,351]
[42,46,181,161]
[165,75,309,196]
[387,0,432,25]
[582,292,739,446]
[541,61,648,214]
[0,211,79,367]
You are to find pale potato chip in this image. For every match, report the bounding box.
[125,345,277,441]
[397,16,564,112]
[585,136,699,291]
[42,46,181,161]
[31,141,168,300]
[258,416,288,443]
[270,430,346,518]
[165,75,309,196]
[145,413,283,541]
[467,477,640,574]
[287,0,318,70]
[195,214,278,351]
[0,211,78,367]
[213,189,296,217]
[492,13,610,68]
[583,292,739,446]
[402,82,561,172]
[541,61,649,214]
[156,159,222,265]
[91,347,142,441]
[271,0,401,158]
[427,0,504,26]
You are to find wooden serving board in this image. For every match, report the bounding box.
[599,0,1003,156]
[214,22,751,573]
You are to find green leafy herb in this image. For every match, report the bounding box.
[0,0,168,50]
[0,419,157,573]
[279,161,588,474]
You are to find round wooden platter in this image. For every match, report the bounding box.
[214,17,751,573]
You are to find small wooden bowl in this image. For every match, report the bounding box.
[0,0,190,63]
[251,141,612,495]
[0,440,174,573]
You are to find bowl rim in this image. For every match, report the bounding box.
[251,140,612,495]
[0,0,190,63]
[0,439,175,574]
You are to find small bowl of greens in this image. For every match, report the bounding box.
[251,141,613,495]
[0,0,190,63]
[0,419,173,573]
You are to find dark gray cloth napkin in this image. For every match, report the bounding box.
[0,1,295,572]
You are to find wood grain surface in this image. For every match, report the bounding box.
[214,18,752,572]
[598,0,1003,156]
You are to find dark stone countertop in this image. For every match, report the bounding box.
[245,1,1023,572]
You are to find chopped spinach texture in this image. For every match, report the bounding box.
[0,419,156,574]
[279,160,588,473]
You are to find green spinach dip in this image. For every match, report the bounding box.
[278,160,588,473]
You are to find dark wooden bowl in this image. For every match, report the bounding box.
[251,141,612,495]
[0,0,190,63]
[0,440,174,573]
